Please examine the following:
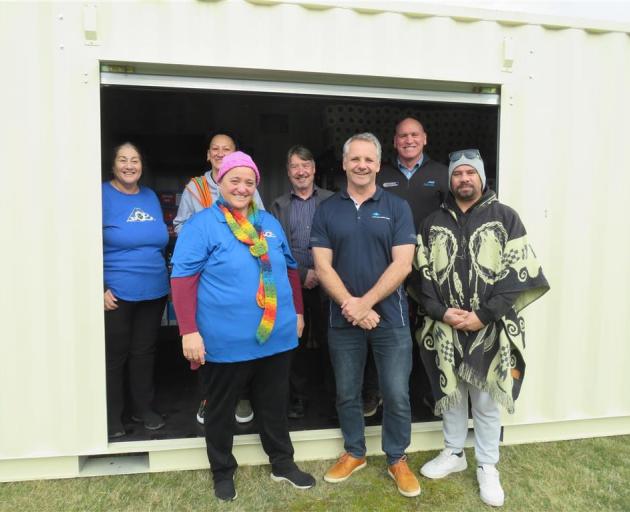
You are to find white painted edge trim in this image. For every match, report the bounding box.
[2,416,629,481]
[100,72,500,106]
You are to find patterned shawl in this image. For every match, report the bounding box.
[410,191,550,414]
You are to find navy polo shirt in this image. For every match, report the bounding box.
[310,186,416,328]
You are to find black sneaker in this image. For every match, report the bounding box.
[271,467,316,489]
[108,422,126,439]
[214,478,237,501]
[196,400,207,425]
[363,395,382,417]
[288,398,306,419]
[131,410,165,431]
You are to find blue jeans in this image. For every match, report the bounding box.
[328,325,412,465]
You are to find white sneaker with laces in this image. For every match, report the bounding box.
[420,448,467,479]
[477,464,505,507]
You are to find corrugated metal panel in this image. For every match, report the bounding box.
[1,0,629,479]
[0,1,108,462]
[245,0,630,34]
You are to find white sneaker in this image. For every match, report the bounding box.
[420,448,467,479]
[235,399,254,423]
[477,464,505,507]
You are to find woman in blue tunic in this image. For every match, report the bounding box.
[171,151,315,501]
[102,142,169,438]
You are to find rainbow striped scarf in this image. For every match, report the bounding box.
[217,200,277,344]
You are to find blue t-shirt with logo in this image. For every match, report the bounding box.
[171,205,298,363]
[102,182,169,301]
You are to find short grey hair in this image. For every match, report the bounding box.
[342,132,382,162]
[286,145,315,167]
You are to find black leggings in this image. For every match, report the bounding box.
[104,296,167,426]
[202,350,295,482]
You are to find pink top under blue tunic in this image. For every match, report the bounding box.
[171,204,299,363]
[102,182,169,301]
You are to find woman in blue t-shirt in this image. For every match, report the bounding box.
[102,142,169,438]
[170,151,315,502]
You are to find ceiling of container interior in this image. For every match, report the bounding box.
[101,86,499,204]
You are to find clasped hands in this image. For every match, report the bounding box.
[442,308,484,332]
[341,296,380,330]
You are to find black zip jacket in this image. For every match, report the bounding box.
[377,155,448,231]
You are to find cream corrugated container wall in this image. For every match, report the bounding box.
[1,0,629,475]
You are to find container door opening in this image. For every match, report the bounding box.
[100,81,499,442]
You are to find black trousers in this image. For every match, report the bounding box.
[198,362,249,405]
[202,350,296,483]
[104,296,167,426]
[289,287,331,401]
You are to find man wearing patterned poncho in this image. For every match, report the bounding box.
[408,149,549,508]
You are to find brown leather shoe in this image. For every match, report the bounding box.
[323,452,367,483]
[388,455,421,497]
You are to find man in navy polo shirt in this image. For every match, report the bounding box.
[311,133,420,497]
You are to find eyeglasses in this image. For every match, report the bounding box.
[449,149,481,162]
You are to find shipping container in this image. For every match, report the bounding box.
[1,0,629,481]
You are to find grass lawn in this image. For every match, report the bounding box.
[2,435,629,511]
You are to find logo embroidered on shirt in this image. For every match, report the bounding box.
[263,231,277,238]
[127,208,155,222]
[382,181,399,188]
[371,212,391,221]
[423,180,436,187]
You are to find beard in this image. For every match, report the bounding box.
[453,184,481,203]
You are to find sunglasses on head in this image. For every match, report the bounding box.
[449,149,481,162]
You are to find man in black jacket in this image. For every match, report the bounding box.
[378,117,448,231]
[270,145,334,419]
[373,117,449,416]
